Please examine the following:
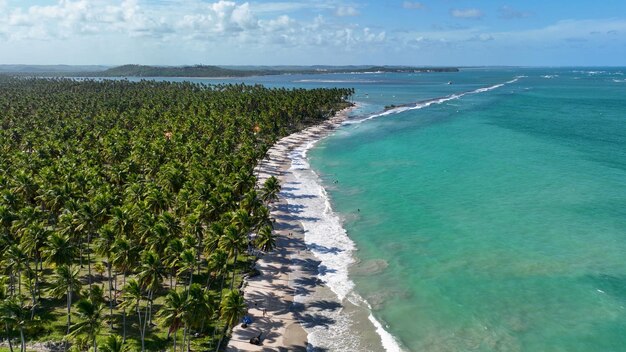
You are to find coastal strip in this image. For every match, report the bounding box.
[227,107,355,351]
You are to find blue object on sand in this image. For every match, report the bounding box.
[242,316,253,325]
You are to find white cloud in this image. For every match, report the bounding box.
[260,15,294,32]
[450,8,483,19]
[0,0,384,50]
[335,6,359,17]
[403,1,424,10]
[363,27,386,43]
[1,1,624,65]
[251,1,334,14]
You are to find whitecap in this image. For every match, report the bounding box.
[344,77,523,125]
[288,139,406,352]
[295,79,381,83]
[369,313,405,352]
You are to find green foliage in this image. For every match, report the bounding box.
[98,65,267,78]
[260,176,281,204]
[219,290,246,328]
[255,225,276,252]
[70,298,104,351]
[99,334,131,352]
[0,77,352,350]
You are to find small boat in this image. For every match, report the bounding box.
[447,81,452,85]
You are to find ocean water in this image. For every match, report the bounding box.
[306,68,626,351]
[125,69,626,351]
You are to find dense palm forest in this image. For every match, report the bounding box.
[0,76,353,351]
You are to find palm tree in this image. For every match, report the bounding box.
[206,250,228,293]
[216,289,246,352]
[260,176,281,204]
[177,249,196,295]
[0,302,16,352]
[2,245,27,297]
[111,236,138,342]
[0,278,13,352]
[230,209,251,234]
[253,205,273,232]
[18,220,49,312]
[56,210,81,266]
[119,279,145,351]
[109,206,133,239]
[185,284,212,349]
[255,225,276,252]
[218,225,247,290]
[159,211,182,239]
[84,284,105,307]
[146,222,169,257]
[10,172,38,204]
[203,222,222,258]
[240,190,261,214]
[69,298,104,352]
[137,250,164,333]
[144,185,170,215]
[98,335,129,352]
[94,224,116,327]
[43,232,77,268]
[219,289,246,328]
[157,289,186,352]
[74,202,100,287]
[48,265,81,337]
[183,211,204,275]
[0,205,17,237]
[0,297,28,352]
[163,238,184,289]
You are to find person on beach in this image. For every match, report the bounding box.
[263,308,267,316]
[250,332,262,345]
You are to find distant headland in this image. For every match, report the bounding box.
[0,64,459,77]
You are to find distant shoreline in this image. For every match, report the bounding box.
[0,64,460,78]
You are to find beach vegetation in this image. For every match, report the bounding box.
[0,76,352,350]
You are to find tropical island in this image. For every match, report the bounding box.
[0,76,353,351]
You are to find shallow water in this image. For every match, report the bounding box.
[308,68,626,351]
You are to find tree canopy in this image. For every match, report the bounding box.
[0,76,353,351]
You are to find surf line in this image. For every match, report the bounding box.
[344,76,524,125]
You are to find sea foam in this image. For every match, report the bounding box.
[343,77,522,125]
[288,140,405,352]
[295,79,380,83]
[288,141,356,301]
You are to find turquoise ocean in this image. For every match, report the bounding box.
[305,68,626,351]
[137,68,626,351]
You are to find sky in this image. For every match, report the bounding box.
[0,0,625,66]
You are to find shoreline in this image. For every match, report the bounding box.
[227,106,358,351]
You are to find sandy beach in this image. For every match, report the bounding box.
[226,107,357,351]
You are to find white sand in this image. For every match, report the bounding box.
[227,108,353,352]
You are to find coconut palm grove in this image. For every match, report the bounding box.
[0,76,353,351]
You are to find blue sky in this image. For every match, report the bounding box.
[0,0,625,66]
